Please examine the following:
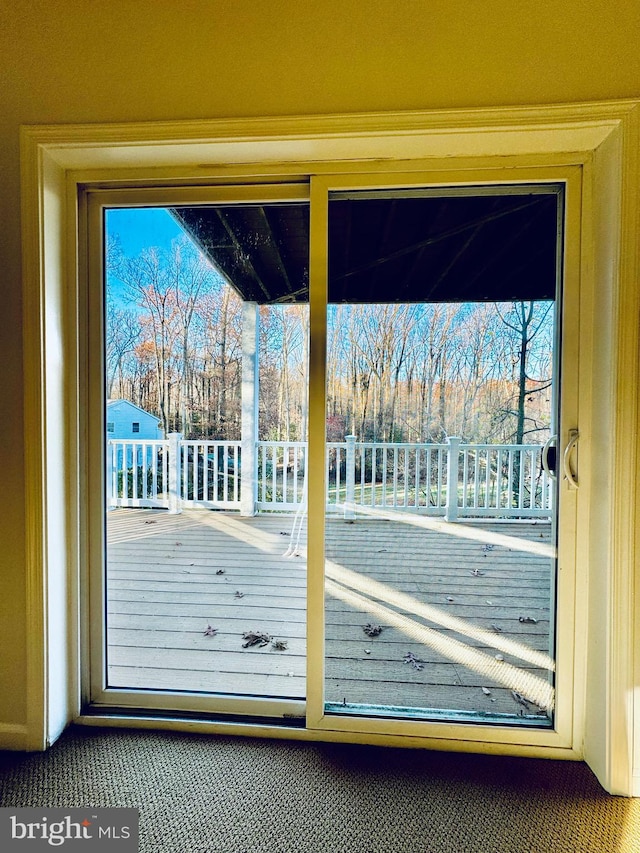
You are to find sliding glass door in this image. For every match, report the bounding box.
[87,168,580,747]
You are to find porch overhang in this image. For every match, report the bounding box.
[170,189,559,306]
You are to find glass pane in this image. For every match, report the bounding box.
[104,203,309,704]
[323,187,561,726]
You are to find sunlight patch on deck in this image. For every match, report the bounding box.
[325,558,554,672]
[352,505,555,558]
[326,576,554,712]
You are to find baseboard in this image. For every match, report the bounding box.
[0,723,30,751]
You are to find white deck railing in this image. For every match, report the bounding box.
[107,435,553,519]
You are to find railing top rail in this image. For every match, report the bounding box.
[342,441,449,449]
[108,437,545,450]
[181,439,241,447]
[257,440,307,448]
[326,441,543,450]
[107,439,167,446]
[459,443,544,451]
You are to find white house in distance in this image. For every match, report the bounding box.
[106,399,164,440]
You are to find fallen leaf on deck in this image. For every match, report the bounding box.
[470,568,485,576]
[482,687,492,696]
[143,520,157,524]
[203,625,218,637]
[446,596,454,602]
[363,623,383,637]
[234,591,245,599]
[519,616,539,624]
[403,652,424,671]
[175,542,182,546]
[280,531,289,536]
[242,631,271,648]
[511,690,532,709]
[495,654,504,661]
[490,624,503,633]
[271,639,288,651]
[216,569,225,575]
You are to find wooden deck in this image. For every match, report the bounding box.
[107,508,554,723]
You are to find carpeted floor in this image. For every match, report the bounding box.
[1,725,639,852]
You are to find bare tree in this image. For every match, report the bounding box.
[494,301,554,444]
[105,299,141,398]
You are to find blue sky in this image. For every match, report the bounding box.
[106,207,186,257]
[105,208,190,305]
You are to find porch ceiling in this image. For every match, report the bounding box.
[171,191,558,305]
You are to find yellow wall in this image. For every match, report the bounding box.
[1,0,639,732]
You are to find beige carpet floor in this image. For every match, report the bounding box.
[1,725,639,852]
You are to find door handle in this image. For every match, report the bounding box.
[563,429,579,489]
[541,434,557,478]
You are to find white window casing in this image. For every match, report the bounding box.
[19,102,640,794]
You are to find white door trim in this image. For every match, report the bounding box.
[20,101,640,794]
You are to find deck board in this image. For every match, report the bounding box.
[106,508,554,722]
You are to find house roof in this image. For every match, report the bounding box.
[170,188,560,306]
[106,399,161,422]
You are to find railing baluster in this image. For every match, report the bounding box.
[393,447,399,507]
[162,444,168,503]
[518,447,526,509]
[472,447,480,509]
[224,442,228,503]
[201,443,208,502]
[151,444,158,499]
[391,446,397,507]
[507,448,514,509]
[530,448,536,509]
[482,448,488,508]
[144,443,151,499]
[282,443,288,504]
[235,443,240,503]
[271,444,276,505]
[462,448,468,510]
[403,447,409,507]
[292,444,298,505]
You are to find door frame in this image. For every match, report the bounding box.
[20,101,640,793]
